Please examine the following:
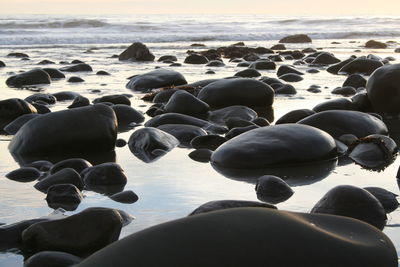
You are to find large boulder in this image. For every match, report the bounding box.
[197,78,274,109]
[298,110,388,138]
[126,69,187,92]
[9,104,117,155]
[339,58,384,75]
[279,34,312,43]
[0,98,37,131]
[119,42,155,61]
[77,208,397,267]
[366,64,400,113]
[6,68,51,87]
[211,124,337,170]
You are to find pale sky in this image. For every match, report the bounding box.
[1,0,400,15]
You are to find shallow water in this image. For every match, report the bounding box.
[0,37,400,266]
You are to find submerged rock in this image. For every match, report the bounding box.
[255,175,294,204]
[46,184,83,211]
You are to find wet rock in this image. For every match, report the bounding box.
[343,74,366,89]
[128,127,179,163]
[111,105,144,130]
[26,160,53,172]
[24,251,82,267]
[249,60,276,70]
[275,109,315,124]
[278,73,303,82]
[25,93,56,105]
[197,78,274,109]
[9,104,117,156]
[109,190,139,204]
[277,65,304,76]
[331,86,357,96]
[311,185,387,229]
[0,98,37,131]
[252,117,270,126]
[234,68,261,78]
[34,168,83,192]
[184,54,209,64]
[7,52,28,58]
[298,110,387,138]
[6,68,51,87]
[0,60,5,67]
[270,44,286,50]
[268,55,283,62]
[96,70,111,75]
[6,167,41,182]
[126,69,187,92]
[312,98,358,112]
[81,163,127,190]
[67,76,84,83]
[225,125,259,139]
[52,91,81,101]
[119,42,155,61]
[163,90,210,117]
[366,64,400,113]
[224,117,256,129]
[93,94,131,105]
[68,95,90,109]
[208,105,257,126]
[50,158,92,174]
[364,187,399,213]
[60,63,93,72]
[206,60,225,67]
[339,58,384,75]
[326,56,356,74]
[237,61,251,67]
[46,184,83,211]
[311,52,341,65]
[260,77,282,86]
[365,40,387,49]
[211,124,337,170]
[190,135,227,151]
[3,113,40,135]
[307,68,319,73]
[255,175,294,204]
[37,60,55,65]
[116,139,127,147]
[158,55,178,62]
[22,207,125,255]
[279,34,312,43]
[157,124,207,148]
[189,200,276,216]
[188,149,213,163]
[42,68,66,79]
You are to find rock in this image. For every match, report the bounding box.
[67,76,84,83]
[22,207,125,255]
[197,78,274,109]
[163,90,210,117]
[188,149,213,163]
[9,104,117,156]
[46,184,83,211]
[365,40,387,49]
[279,34,312,43]
[270,44,286,50]
[211,124,337,170]
[25,93,56,105]
[249,60,276,70]
[6,167,40,182]
[277,65,303,76]
[208,106,258,126]
[343,74,367,89]
[312,98,358,112]
[184,54,209,64]
[190,135,227,151]
[119,42,155,61]
[331,86,357,96]
[157,124,207,148]
[96,70,111,75]
[24,251,82,267]
[224,117,256,129]
[50,158,92,174]
[60,63,93,72]
[68,95,90,109]
[255,175,294,204]
[311,185,387,229]
[189,200,276,216]
[0,218,49,250]
[326,57,356,74]
[237,61,251,67]
[299,110,387,139]
[366,64,400,113]
[206,60,225,67]
[6,68,51,87]
[225,125,259,139]
[34,168,83,192]
[268,55,283,62]
[307,68,319,73]
[3,113,40,135]
[347,134,397,170]
[52,91,81,101]
[252,117,270,126]
[0,60,5,67]
[78,208,397,267]
[158,55,178,62]
[126,69,187,92]
[311,52,341,65]
[111,104,144,130]
[37,60,55,65]
[275,109,315,124]
[109,190,139,204]
[260,77,282,86]
[364,187,399,213]
[278,73,303,82]
[234,68,261,78]
[128,127,179,163]
[145,113,227,135]
[116,139,127,147]
[395,48,400,53]
[32,103,51,114]
[81,163,127,191]
[7,52,29,58]
[93,94,131,105]
[273,84,297,95]
[339,58,384,75]
[42,68,66,79]
[0,98,37,131]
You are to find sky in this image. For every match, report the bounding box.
[1,0,400,15]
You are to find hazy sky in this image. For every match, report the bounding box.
[2,0,400,15]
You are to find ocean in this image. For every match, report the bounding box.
[0,14,400,266]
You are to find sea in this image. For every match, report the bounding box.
[0,14,400,266]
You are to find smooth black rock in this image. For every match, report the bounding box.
[252,117,270,126]
[24,251,82,267]
[366,64,400,113]
[81,163,127,189]
[197,78,274,109]
[275,109,315,124]
[311,52,341,65]
[46,184,83,211]
[68,96,90,109]
[6,68,51,87]
[42,68,66,79]
[111,104,144,130]
[188,149,213,163]
[25,93,56,105]
[158,55,178,62]
[119,42,155,61]
[343,74,367,89]
[37,59,55,65]
[364,187,399,213]
[26,160,53,172]
[163,90,209,117]
[0,60,5,67]
[275,84,297,94]
[189,201,276,216]
[126,69,187,92]
[208,105,257,126]
[298,110,388,138]
[206,60,225,67]
[326,56,356,74]
[116,139,127,147]
[277,65,304,76]
[0,98,37,131]
[279,34,312,43]
[67,76,84,83]
[225,125,259,139]
[60,63,93,72]
[331,86,357,96]
[259,77,282,86]
[128,127,179,163]
[234,68,261,78]
[312,98,358,112]
[96,70,111,76]
[311,185,387,229]
[224,117,256,129]
[9,104,117,156]
[157,124,207,148]
[52,91,81,101]
[190,135,227,151]
[34,168,83,192]
[3,113,40,135]
[365,40,387,49]
[50,158,92,174]
[184,54,209,64]
[7,52,28,58]
[109,190,139,204]
[93,94,131,105]
[22,207,125,255]
[271,44,286,50]
[278,73,303,82]
[6,167,41,182]
[255,175,294,204]
[339,58,384,75]
[249,60,276,70]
